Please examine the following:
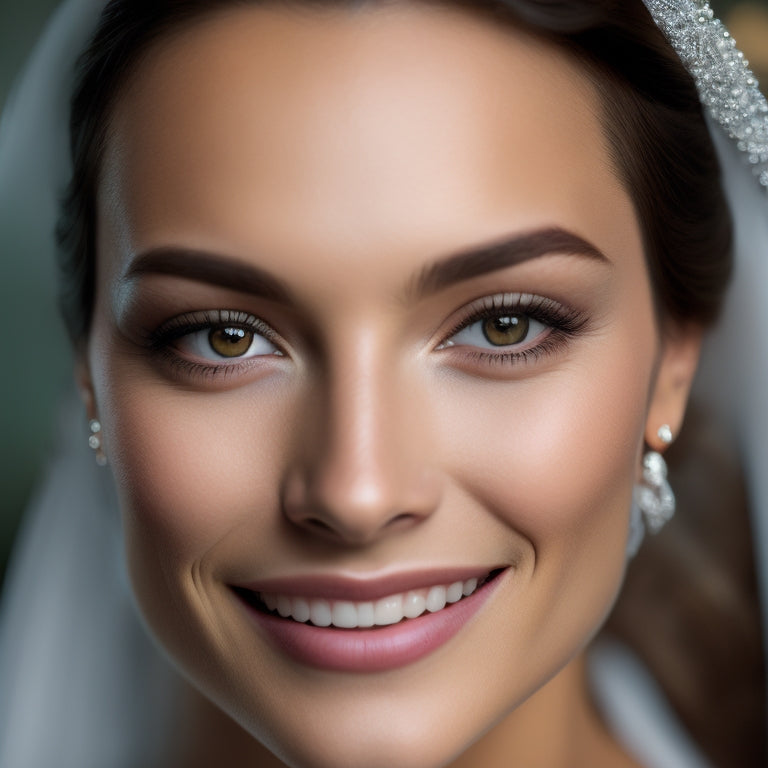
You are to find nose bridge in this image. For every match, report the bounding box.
[327,331,396,496]
[287,325,437,543]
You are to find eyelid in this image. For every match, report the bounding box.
[435,292,588,367]
[440,293,579,340]
[146,308,288,380]
[150,310,281,349]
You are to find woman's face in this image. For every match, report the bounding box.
[87,4,696,767]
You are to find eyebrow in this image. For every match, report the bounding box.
[125,247,292,303]
[124,226,608,303]
[411,226,609,299]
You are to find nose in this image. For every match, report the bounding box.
[282,337,441,546]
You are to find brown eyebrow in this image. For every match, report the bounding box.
[410,226,609,299]
[125,247,293,303]
[125,227,608,303]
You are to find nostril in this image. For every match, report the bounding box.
[386,512,420,529]
[304,518,335,535]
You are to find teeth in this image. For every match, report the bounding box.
[403,590,426,619]
[426,585,446,612]
[446,581,464,603]
[331,601,357,629]
[277,595,292,618]
[357,602,375,628]
[374,594,403,626]
[292,598,311,624]
[309,600,332,627]
[259,577,483,629]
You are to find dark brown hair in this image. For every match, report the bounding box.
[56,1,764,765]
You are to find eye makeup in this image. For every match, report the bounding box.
[140,288,590,385]
[144,309,285,381]
[437,292,588,369]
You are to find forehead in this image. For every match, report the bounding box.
[100,2,636,277]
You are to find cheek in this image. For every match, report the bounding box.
[89,339,293,621]
[440,333,654,650]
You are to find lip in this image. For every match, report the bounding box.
[236,566,495,602]
[231,567,506,673]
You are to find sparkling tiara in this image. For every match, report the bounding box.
[643,0,768,191]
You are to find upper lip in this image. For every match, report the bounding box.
[233,566,502,602]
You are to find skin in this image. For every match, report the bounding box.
[81,4,701,767]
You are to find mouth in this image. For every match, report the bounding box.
[231,568,505,672]
[234,571,498,629]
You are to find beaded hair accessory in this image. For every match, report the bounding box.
[643,0,768,191]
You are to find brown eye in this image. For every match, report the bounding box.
[482,315,529,346]
[208,327,255,357]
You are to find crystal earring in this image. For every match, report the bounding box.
[88,419,108,467]
[627,431,675,557]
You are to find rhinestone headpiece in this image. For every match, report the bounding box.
[643,0,768,191]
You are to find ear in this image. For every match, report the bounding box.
[75,355,98,422]
[645,323,703,450]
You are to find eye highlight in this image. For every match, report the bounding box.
[438,293,587,368]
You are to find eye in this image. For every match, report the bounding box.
[434,293,589,371]
[175,324,280,361]
[442,312,549,351]
[149,310,284,368]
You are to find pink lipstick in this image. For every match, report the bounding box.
[232,567,504,672]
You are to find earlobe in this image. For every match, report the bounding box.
[75,356,98,421]
[644,324,703,451]
[76,358,108,466]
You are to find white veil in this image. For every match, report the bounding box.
[0,1,765,767]
[0,2,181,766]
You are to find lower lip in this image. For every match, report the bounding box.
[234,575,503,673]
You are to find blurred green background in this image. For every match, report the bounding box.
[0,0,767,590]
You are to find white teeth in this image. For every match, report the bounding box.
[292,598,311,623]
[309,600,332,627]
[403,590,427,619]
[331,601,358,629]
[374,594,403,626]
[259,576,484,628]
[446,581,464,603]
[357,602,375,628]
[426,585,447,612]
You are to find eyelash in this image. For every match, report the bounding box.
[439,293,587,367]
[147,309,283,380]
[147,295,587,380]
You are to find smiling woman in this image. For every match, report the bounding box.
[0,1,766,767]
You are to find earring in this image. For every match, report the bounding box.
[627,434,675,557]
[88,419,108,467]
[635,450,675,532]
[657,424,673,445]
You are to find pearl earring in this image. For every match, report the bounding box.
[88,419,108,466]
[657,424,673,445]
